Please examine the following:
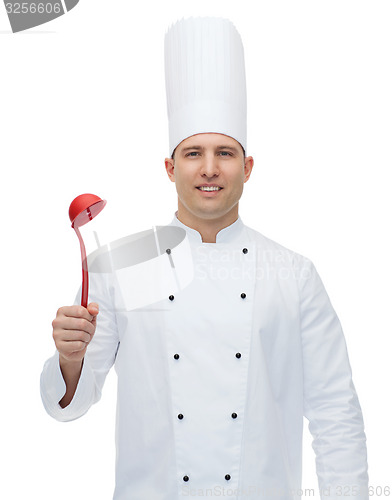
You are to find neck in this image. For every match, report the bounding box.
[176,205,239,243]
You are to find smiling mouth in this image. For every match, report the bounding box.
[196,186,223,192]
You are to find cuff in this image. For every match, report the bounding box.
[40,351,98,422]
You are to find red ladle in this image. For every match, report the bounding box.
[69,194,107,308]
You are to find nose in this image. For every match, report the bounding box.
[200,152,220,178]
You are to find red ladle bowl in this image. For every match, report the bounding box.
[69,193,106,228]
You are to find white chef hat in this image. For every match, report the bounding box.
[165,17,247,155]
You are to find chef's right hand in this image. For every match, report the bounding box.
[52,303,99,363]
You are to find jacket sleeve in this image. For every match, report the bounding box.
[298,257,369,500]
[40,272,120,422]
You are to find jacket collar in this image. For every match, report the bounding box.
[170,211,245,244]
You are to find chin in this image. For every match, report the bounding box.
[195,208,231,220]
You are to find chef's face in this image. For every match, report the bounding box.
[165,133,253,226]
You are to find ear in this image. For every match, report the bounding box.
[244,156,254,183]
[165,158,176,182]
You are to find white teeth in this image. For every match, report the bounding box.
[198,186,221,191]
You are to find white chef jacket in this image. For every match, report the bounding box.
[40,214,369,500]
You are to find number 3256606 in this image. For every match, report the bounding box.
[5,3,62,14]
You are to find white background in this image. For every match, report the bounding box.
[0,1,391,498]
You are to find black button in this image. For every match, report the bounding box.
[235,352,242,359]
[174,353,180,360]
[183,475,189,482]
[240,293,246,299]
[178,414,184,420]
[242,248,248,254]
[166,248,172,254]
[231,412,238,419]
[169,295,175,301]
[225,474,231,481]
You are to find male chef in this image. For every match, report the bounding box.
[41,17,369,500]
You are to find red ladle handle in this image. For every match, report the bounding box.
[73,226,89,308]
[69,194,106,309]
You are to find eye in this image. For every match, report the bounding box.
[218,151,233,157]
[185,151,200,157]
